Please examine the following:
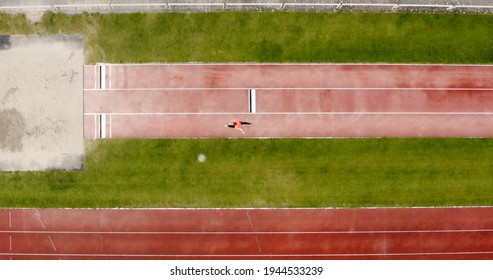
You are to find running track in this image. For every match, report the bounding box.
[83,64,493,138]
[1,208,493,260]
[4,64,492,260]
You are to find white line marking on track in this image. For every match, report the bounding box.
[35,210,46,229]
[9,211,11,228]
[109,114,112,138]
[1,251,493,258]
[48,236,57,252]
[83,87,493,91]
[2,228,493,235]
[94,114,97,139]
[6,206,493,210]
[93,65,97,90]
[254,236,262,253]
[109,64,112,90]
[246,211,255,230]
[89,63,493,67]
[100,211,103,230]
[9,236,12,251]
[83,112,493,116]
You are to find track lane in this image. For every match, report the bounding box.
[95,113,493,138]
[83,64,493,138]
[102,64,493,89]
[255,89,493,112]
[1,208,493,260]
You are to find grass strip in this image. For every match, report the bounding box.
[1,139,492,208]
[1,12,493,63]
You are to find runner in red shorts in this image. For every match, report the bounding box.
[225,119,252,134]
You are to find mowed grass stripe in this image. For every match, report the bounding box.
[2,12,493,63]
[0,139,492,208]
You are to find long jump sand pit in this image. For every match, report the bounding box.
[0,35,83,171]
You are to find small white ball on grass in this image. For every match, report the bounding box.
[197,154,206,163]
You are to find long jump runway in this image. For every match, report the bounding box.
[1,208,493,260]
[83,64,493,138]
[5,64,486,260]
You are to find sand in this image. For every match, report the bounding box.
[0,35,84,171]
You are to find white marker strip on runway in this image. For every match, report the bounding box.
[109,114,112,138]
[97,64,107,139]
[93,65,97,89]
[109,64,112,89]
[100,114,106,139]
[248,89,256,113]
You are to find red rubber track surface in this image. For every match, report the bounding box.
[31,64,489,260]
[1,208,493,260]
[83,64,493,138]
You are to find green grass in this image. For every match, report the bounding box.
[2,12,493,207]
[2,12,493,63]
[1,139,493,208]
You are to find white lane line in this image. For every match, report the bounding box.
[9,236,12,251]
[109,64,112,89]
[94,114,97,139]
[254,237,262,253]
[2,228,493,235]
[246,212,255,230]
[5,206,493,210]
[109,114,112,138]
[92,63,493,67]
[9,211,11,228]
[1,251,492,257]
[35,210,46,229]
[83,112,493,116]
[100,114,106,139]
[83,87,493,91]
[94,65,97,90]
[48,236,57,252]
[246,211,262,252]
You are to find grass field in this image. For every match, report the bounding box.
[2,12,493,63]
[1,139,493,208]
[1,12,493,207]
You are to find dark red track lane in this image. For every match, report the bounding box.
[1,208,493,260]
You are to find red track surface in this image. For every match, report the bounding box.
[1,208,493,260]
[5,64,489,260]
[83,64,493,138]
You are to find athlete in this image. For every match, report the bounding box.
[225,119,252,134]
